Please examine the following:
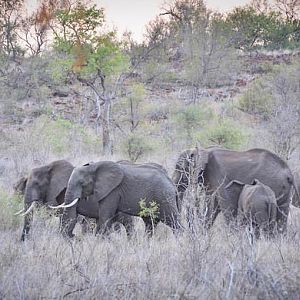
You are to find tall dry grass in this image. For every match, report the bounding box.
[1,125,300,299]
[1,201,300,299]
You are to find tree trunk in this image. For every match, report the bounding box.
[102,99,113,156]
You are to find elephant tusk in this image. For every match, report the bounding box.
[14,208,25,216]
[51,198,79,209]
[20,202,37,216]
[48,203,66,209]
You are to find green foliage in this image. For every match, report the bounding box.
[53,2,129,78]
[0,187,21,230]
[121,132,155,162]
[54,3,105,49]
[197,119,248,149]
[12,115,101,161]
[138,199,159,220]
[225,6,300,50]
[171,104,214,144]
[239,79,273,118]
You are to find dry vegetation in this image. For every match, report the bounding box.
[1,203,300,299]
[1,0,300,298]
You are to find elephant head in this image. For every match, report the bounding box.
[60,161,124,237]
[19,160,74,241]
[172,147,209,206]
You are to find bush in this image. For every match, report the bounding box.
[0,188,22,230]
[196,119,248,149]
[238,79,273,119]
[171,104,214,145]
[121,133,155,162]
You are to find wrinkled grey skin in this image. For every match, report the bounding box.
[18,160,134,241]
[173,147,296,234]
[226,179,277,238]
[61,161,181,238]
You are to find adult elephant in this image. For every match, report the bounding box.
[17,160,134,241]
[59,161,181,238]
[173,147,298,233]
[17,160,74,241]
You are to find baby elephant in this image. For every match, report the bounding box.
[226,179,277,238]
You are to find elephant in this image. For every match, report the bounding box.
[16,160,74,241]
[17,160,134,241]
[226,179,277,237]
[59,160,182,238]
[173,147,298,233]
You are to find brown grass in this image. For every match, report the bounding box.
[1,203,300,299]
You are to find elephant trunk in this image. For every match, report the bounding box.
[21,187,40,241]
[21,202,35,241]
[60,187,81,238]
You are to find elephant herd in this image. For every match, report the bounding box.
[14,147,300,241]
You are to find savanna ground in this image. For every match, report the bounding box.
[1,0,300,298]
[1,190,300,299]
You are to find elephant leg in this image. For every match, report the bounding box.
[219,195,239,228]
[276,203,290,234]
[113,212,134,235]
[61,209,78,238]
[96,197,119,235]
[203,195,220,229]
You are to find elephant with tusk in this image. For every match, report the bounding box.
[60,161,182,238]
[17,160,155,241]
[16,160,75,241]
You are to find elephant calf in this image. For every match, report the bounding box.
[226,179,277,238]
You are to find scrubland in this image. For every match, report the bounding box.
[1,0,300,298]
[1,192,300,299]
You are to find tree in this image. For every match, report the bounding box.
[51,1,129,155]
[0,0,24,58]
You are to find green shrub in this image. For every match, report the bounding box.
[197,119,248,150]
[239,79,273,118]
[32,115,101,156]
[171,104,214,144]
[121,133,155,162]
[0,188,22,230]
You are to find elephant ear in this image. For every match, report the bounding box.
[94,161,124,201]
[225,180,245,205]
[46,160,74,206]
[13,176,28,195]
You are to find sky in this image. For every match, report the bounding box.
[98,0,250,41]
[26,0,251,42]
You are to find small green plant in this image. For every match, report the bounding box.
[138,199,159,220]
[0,188,22,230]
[138,199,159,234]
